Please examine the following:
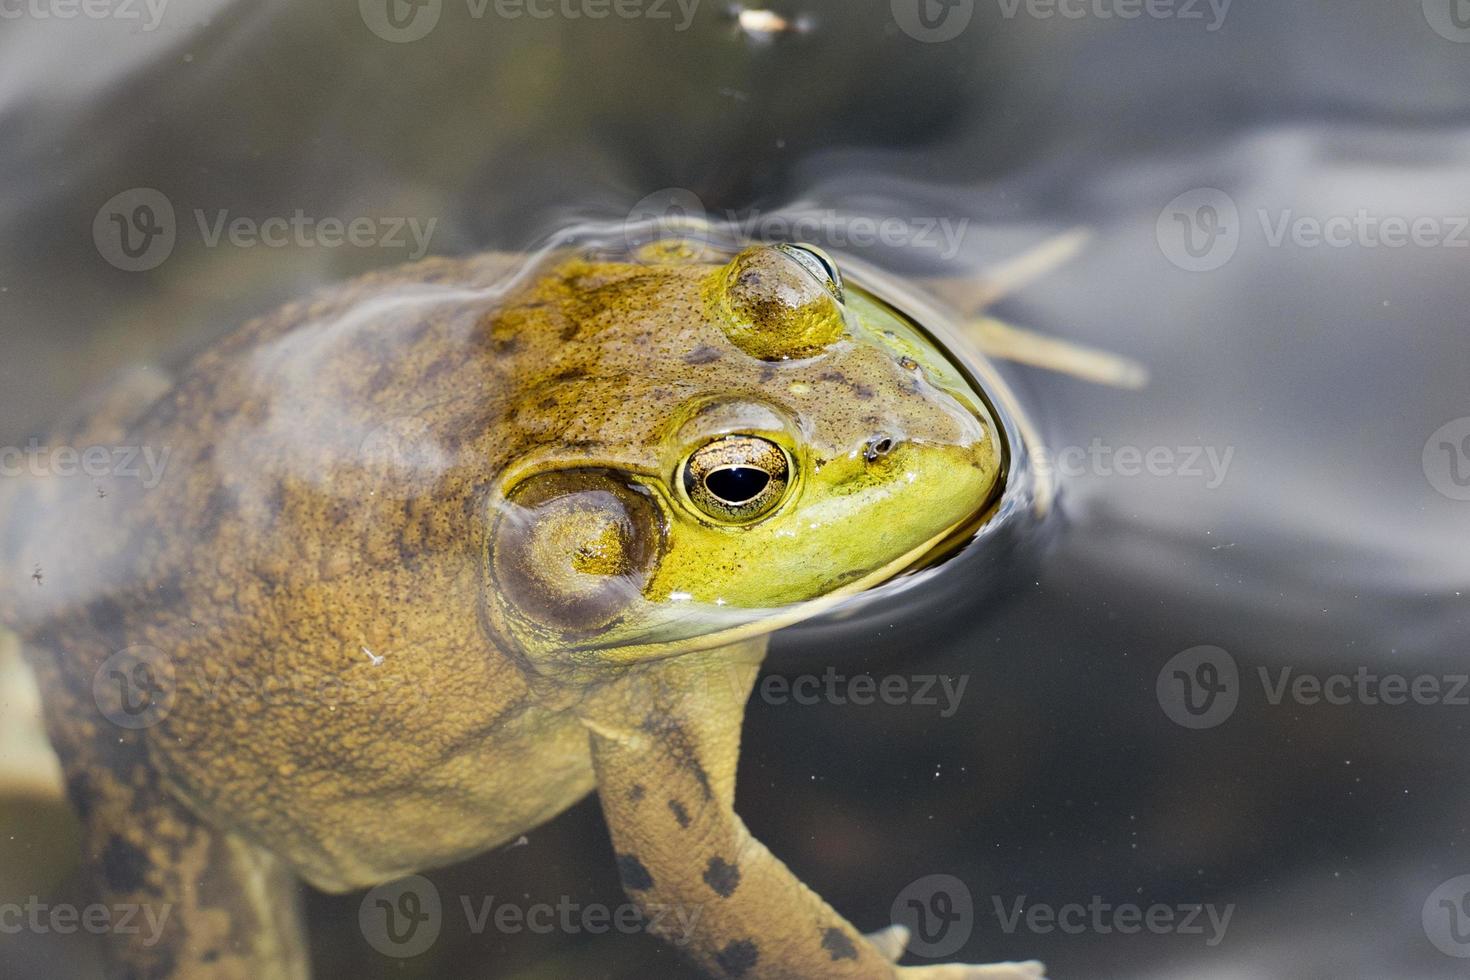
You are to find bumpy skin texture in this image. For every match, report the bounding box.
[0,244,1032,979]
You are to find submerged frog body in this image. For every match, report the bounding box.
[0,238,1042,979]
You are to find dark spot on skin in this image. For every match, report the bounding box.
[493,335,522,355]
[628,784,645,803]
[195,444,215,465]
[640,716,713,799]
[201,484,236,529]
[758,364,778,384]
[99,835,150,894]
[551,367,587,382]
[703,857,740,898]
[852,383,877,400]
[819,371,844,383]
[88,596,125,636]
[202,950,221,963]
[559,321,580,341]
[715,939,760,976]
[422,355,457,384]
[668,798,691,829]
[538,396,558,410]
[369,360,396,391]
[66,772,94,821]
[822,928,859,960]
[683,345,723,365]
[142,947,176,980]
[616,854,654,892]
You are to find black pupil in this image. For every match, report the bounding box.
[705,467,770,504]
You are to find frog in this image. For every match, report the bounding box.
[0,234,1054,980]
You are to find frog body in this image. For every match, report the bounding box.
[0,239,1041,979]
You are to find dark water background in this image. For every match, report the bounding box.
[1,1,1468,977]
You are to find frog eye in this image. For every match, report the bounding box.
[774,243,844,302]
[681,436,791,523]
[710,245,847,360]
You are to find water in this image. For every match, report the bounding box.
[1,2,1468,977]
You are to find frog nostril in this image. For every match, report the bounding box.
[863,436,896,463]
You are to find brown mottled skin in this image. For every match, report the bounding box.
[0,242,1041,979]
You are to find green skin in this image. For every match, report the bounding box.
[0,241,1040,979]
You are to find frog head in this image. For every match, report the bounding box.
[483,241,1006,669]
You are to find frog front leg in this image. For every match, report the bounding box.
[579,640,1045,980]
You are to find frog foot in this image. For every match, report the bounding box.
[866,924,1048,979]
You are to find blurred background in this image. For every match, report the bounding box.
[2,0,1469,977]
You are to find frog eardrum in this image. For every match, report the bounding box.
[488,469,664,635]
[707,243,849,360]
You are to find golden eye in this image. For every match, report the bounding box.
[681,436,791,523]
